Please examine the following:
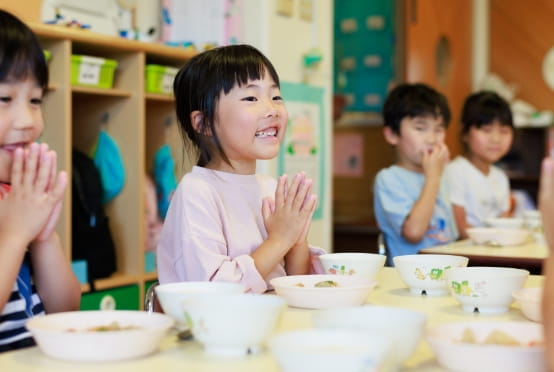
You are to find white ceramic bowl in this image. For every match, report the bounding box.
[269,328,391,372]
[426,321,546,372]
[312,305,426,368]
[447,267,529,314]
[393,254,469,296]
[466,227,529,246]
[26,310,174,362]
[513,287,543,322]
[485,217,524,229]
[269,274,376,309]
[155,281,245,328]
[318,253,386,280]
[183,293,285,356]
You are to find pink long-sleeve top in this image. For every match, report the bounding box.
[156,166,323,293]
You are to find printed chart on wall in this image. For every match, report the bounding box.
[279,82,325,220]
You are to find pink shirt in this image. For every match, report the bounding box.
[157,166,323,293]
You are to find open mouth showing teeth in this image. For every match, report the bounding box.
[255,128,277,138]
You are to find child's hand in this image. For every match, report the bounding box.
[539,157,554,251]
[422,142,449,179]
[0,143,67,247]
[35,149,67,242]
[262,173,317,251]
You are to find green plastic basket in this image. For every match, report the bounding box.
[71,55,118,89]
[43,49,51,63]
[145,64,178,94]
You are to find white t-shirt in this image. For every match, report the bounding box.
[444,156,510,226]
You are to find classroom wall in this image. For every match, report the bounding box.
[241,0,334,252]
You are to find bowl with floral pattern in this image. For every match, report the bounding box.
[446,267,529,314]
[318,253,386,280]
[393,254,469,296]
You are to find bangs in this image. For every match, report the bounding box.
[214,46,280,95]
[0,20,48,88]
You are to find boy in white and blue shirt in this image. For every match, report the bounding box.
[374,83,458,263]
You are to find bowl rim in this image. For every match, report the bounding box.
[270,274,377,291]
[155,281,246,294]
[26,310,175,333]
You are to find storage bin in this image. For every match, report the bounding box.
[71,55,118,89]
[145,64,178,94]
[80,285,139,310]
[43,49,51,63]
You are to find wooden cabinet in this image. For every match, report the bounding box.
[502,127,553,205]
[32,23,196,307]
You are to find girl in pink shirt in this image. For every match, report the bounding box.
[157,45,321,293]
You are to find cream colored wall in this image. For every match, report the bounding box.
[242,0,333,252]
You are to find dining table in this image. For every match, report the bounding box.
[419,239,548,274]
[0,267,545,372]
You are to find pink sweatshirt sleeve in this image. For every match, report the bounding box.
[309,246,326,274]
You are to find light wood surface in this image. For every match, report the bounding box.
[420,239,548,274]
[0,268,543,371]
[30,23,197,306]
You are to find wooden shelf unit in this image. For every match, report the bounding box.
[33,23,196,309]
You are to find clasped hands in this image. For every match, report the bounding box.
[0,143,67,248]
[262,172,318,252]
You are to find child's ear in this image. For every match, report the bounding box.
[190,111,211,136]
[383,127,399,145]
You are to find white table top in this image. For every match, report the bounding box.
[0,268,544,372]
[419,239,548,260]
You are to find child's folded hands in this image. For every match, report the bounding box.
[0,143,67,247]
[262,172,317,251]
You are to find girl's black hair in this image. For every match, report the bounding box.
[173,44,280,167]
[383,83,451,135]
[460,91,513,135]
[0,9,48,89]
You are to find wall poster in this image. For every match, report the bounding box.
[279,82,325,220]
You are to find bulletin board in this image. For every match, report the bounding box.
[278,82,325,220]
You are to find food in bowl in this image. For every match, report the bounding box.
[312,305,426,368]
[460,328,541,347]
[426,321,546,372]
[269,328,391,372]
[270,274,376,309]
[314,280,339,287]
[183,293,285,356]
[318,252,386,280]
[447,266,529,313]
[513,287,543,322]
[26,310,174,362]
[68,321,139,332]
[466,227,529,246]
[155,281,245,328]
[393,254,469,296]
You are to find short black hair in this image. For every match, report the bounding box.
[0,9,48,89]
[461,91,513,135]
[383,83,450,134]
[173,44,280,168]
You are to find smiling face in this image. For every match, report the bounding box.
[464,119,513,173]
[385,114,446,172]
[207,70,288,174]
[0,77,44,183]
